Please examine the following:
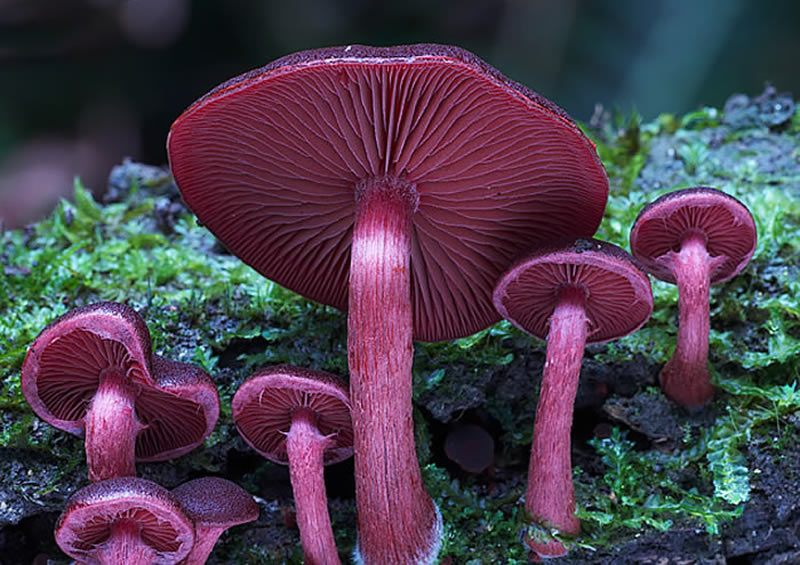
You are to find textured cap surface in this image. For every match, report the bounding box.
[172,477,259,528]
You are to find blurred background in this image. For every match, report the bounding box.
[0,0,798,228]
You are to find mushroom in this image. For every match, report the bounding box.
[493,238,653,557]
[167,43,608,563]
[21,302,220,482]
[232,365,353,565]
[54,476,194,565]
[629,187,757,408]
[172,477,259,565]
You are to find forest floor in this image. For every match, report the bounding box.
[1,86,800,564]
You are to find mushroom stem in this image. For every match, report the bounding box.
[348,178,441,564]
[181,524,234,565]
[93,519,156,565]
[84,368,144,482]
[659,231,719,408]
[525,285,586,557]
[285,407,341,565]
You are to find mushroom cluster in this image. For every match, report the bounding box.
[22,302,258,564]
[21,301,220,482]
[167,42,608,564]
[55,476,258,565]
[18,43,761,564]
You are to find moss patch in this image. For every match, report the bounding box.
[2,89,800,563]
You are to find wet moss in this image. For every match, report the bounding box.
[2,90,800,562]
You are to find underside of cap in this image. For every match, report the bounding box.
[168,44,608,342]
[232,366,353,465]
[494,239,653,344]
[21,303,219,462]
[21,303,153,435]
[55,477,194,562]
[630,187,757,284]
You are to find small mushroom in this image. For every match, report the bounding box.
[54,476,194,564]
[232,365,353,565]
[630,187,757,408]
[493,238,653,557]
[168,43,608,565]
[21,302,220,481]
[172,477,259,565]
[444,423,495,474]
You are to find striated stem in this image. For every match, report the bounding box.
[285,408,341,565]
[525,285,587,557]
[659,231,716,408]
[84,369,144,482]
[94,519,155,565]
[348,177,441,564]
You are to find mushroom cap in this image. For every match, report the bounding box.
[231,365,353,465]
[172,477,259,529]
[167,43,609,343]
[54,476,194,563]
[21,302,220,462]
[493,239,653,344]
[629,187,757,284]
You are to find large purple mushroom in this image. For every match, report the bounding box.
[168,43,608,563]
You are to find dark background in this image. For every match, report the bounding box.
[1,0,798,227]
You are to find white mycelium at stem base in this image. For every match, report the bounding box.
[525,285,586,557]
[348,177,441,565]
[658,230,724,408]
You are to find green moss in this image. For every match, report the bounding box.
[2,99,800,561]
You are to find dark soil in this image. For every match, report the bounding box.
[2,87,800,563]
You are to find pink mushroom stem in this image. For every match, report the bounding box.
[84,368,145,482]
[285,407,341,565]
[348,178,440,564]
[92,519,156,565]
[658,230,722,408]
[181,524,236,565]
[526,285,586,556]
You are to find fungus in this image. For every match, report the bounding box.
[168,44,608,563]
[21,302,220,481]
[630,187,757,408]
[172,477,259,565]
[493,239,653,557]
[232,365,352,565]
[54,476,194,564]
